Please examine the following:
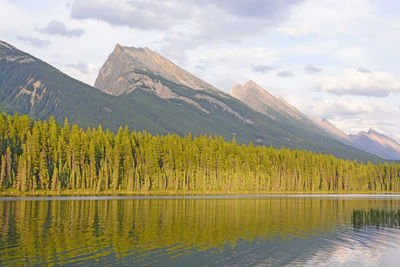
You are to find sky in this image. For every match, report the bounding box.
[1,0,400,141]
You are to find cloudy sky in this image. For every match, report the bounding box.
[1,0,400,141]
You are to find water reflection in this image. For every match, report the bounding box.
[352,209,400,229]
[0,197,400,266]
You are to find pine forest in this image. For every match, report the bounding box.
[0,113,399,194]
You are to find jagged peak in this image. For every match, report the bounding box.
[95,43,220,95]
[244,80,267,92]
[229,80,307,121]
[354,129,383,137]
[231,80,273,97]
[114,44,156,55]
[244,80,260,88]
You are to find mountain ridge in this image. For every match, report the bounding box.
[229,80,306,121]
[313,117,400,160]
[229,79,400,161]
[0,40,385,163]
[95,45,385,162]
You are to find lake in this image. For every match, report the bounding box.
[1,195,400,266]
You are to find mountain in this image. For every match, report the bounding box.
[0,40,384,162]
[228,81,354,147]
[312,117,400,160]
[0,40,169,131]
[229,80,400,161]
[311,118,352,144]
[95,44,220,95]
[349,129,400,160]
[95,44,386,162]
[230,80,306,121]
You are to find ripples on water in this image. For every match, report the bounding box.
[1,195,400,266]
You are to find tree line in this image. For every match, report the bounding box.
[0,113,399,193]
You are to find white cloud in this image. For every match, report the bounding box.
[358,67,372,73]
[277,70,295,77]
[276,0,374,38]
[17,36,50,48]
[334,47,367,66]
[276,26,310,37]
[39,20,84,38]
[315,69,400,97]
[71,0,183,31]
[251,65,277,74]
[70,0,305,54]
[305,65,322,74]
[66,61,91,74]
[185,46,279,90]
[393,20,400,31]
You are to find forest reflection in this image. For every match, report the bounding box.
[352,209,400,229]
[1,197,400,265]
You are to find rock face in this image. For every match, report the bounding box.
[313,118,400,160]
[94,44,251,121]
[229,80,306,121]
[15,78,47,111]
[95,44,219,95]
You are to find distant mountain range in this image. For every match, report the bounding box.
[313,118,400,160]
[0,40,388,162]
[229,80,400,161]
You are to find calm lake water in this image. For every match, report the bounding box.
[1,195,400,266]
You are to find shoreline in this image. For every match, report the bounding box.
[1,189,400,197]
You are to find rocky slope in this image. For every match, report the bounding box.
[311,118,352,144]
[230,81,306,121]
[95,44,220,95]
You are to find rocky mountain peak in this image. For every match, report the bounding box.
[229,80,304,120]
[244,80,263,90]
[232,80,272,96]
[95,44,219,96]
